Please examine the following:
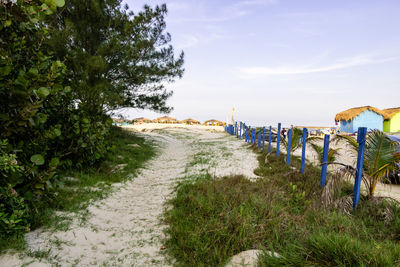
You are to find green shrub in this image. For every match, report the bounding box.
[0,185,29,236]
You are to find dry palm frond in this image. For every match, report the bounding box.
[321,171,344,208]
[334,106,383,122]
[321,166,354,209]
[369,197,395,224]
[332,196,353,215]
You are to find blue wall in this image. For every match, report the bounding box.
[340,110,383,133]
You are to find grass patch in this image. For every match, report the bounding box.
[0,127,155,253]
[165,144,400,266]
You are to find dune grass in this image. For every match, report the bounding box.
[164,144,400,266]
[0,127,156,253]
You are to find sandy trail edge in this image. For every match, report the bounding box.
[0,127,259,266]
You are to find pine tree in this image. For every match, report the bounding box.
[48,0,184,115]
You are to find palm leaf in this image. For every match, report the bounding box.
[309,142,339,165]
[281,128,303,152]
[331,134,358,156]
[363,130,399,196]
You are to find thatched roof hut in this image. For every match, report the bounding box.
[181,118,200,125]
[202,119,225,126]
[335,106,383,133]
[334,106,384,122]
[382,107,400,133]
[382,107,400,120]
[154,116,178,123]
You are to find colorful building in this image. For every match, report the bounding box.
[382,107,400,133]
[335,106,384,133]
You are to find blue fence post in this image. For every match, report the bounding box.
[253,129,255,144]
[353,127,367,209]
[268,126,272,153]
[320,134,330,187]
[286,129,292,165]
[258,129,261,148]
[247,127,250,143]
[301,128,308,174]
[262,127,265,152]
[276,123,281,157]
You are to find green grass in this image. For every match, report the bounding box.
[164,142,400,266]
[0,127,156,253]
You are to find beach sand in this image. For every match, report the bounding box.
[1,124,399,266]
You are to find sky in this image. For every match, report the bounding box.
[119,0,400,127]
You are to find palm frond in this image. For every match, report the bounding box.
[331,134,358,155]
[362,130,400,196]
[281,128,303,152]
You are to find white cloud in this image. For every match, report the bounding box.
[177,35,200,49]
[169,0,277,23]
[233,0,278,8]
[239,54,395,75]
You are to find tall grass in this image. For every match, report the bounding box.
[165,147,400,266]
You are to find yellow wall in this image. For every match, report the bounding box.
[384,112,400,133]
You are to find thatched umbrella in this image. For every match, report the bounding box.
[154,116,178,123]
[202,119,224,126]
[133,117,152,123]
[334,106,384,122]
[182,118,200,125]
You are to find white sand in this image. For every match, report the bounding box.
[1,125,398,266]
[0,126,258,266]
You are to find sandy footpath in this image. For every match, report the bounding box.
[0,126,258,266]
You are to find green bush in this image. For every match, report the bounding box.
[0,0,113,237]
[0,185,29,236]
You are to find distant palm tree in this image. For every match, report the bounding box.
[334,130,400,198]
[308,141,341,165]
[281,128,303,153]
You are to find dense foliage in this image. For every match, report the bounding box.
[0,0,183,238]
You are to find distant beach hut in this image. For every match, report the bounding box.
[202,119,225,126]
[335,106,383,133]
[133,117,152,124]
[382,107,400,133]
[181,118,200,125]
[154,116,178,124]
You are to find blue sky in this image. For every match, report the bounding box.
[121,0,400,127]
